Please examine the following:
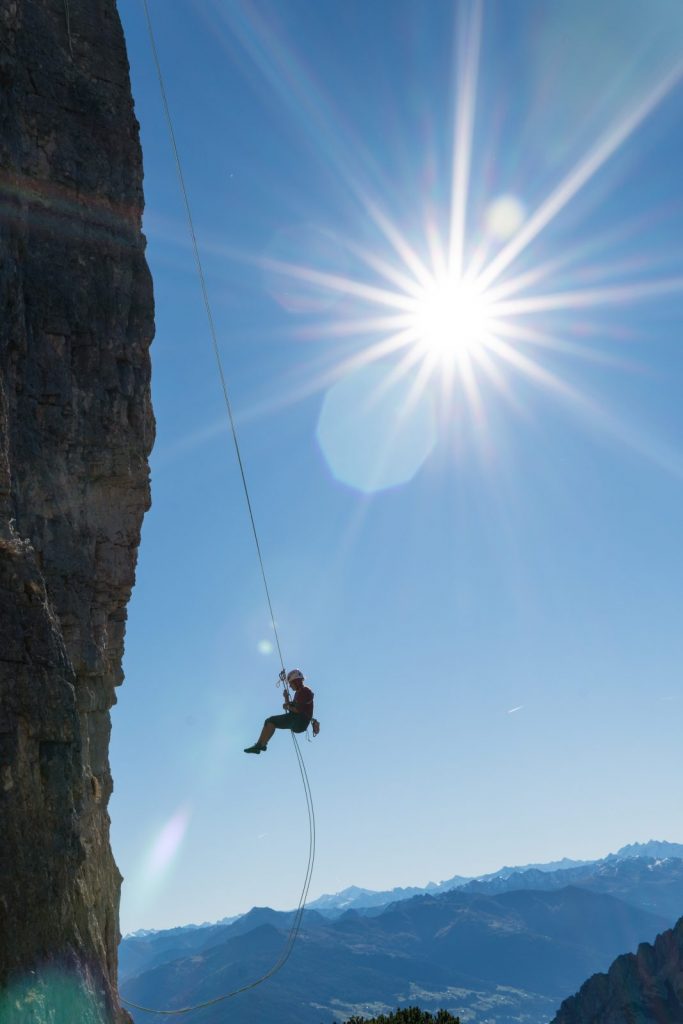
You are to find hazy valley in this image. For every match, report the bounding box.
[120,842,683,1023]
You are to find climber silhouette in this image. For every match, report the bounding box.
[244,669,314,754]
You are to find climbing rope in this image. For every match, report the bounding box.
[141,0,286,679]
[122,2,316,1014]
[63,0,74,57]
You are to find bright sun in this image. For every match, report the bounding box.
[410,278,492,361]
[259,0,683,447]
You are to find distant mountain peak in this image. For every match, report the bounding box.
[307,876,472,913]
[613,839,683,861]
[124,840,683,940]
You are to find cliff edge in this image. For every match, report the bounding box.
[0,2,154,1021]
[552,916,683,1024]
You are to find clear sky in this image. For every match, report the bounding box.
[112,0,683,935]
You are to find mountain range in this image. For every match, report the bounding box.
[120,842,683,1024]
[122,888,667,1024]
[304,842,683,917]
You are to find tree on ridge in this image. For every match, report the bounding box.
[341,1008,461,1024]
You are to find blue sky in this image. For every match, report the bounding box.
[112,0,683,935]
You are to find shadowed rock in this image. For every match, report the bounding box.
[552,916,683,1024]
[0,2,154,1020]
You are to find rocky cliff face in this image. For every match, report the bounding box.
[551,916,683,1024]
[0,2,154,1021]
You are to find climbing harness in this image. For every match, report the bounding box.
[277,669,321,741]
[122,2,316,1014]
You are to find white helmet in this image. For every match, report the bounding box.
[287,668,305,683]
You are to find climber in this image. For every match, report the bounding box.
[244,669,314,754]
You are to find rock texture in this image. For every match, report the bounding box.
[0,2,154,1021]
[552,916,683,1024]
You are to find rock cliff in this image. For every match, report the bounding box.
[0,2,154,1021]
[551,916,683,1024]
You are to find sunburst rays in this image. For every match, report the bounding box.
[185,1,683,479]
[249,2,683,475]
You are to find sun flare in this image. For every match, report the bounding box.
[253,0,683,479]
[410,278,492,362]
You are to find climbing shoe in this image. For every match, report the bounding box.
[244,743,266,754]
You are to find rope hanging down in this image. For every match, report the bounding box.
[123,738,315,1016]
[140,0,285,677]
[63,0,74,57]
[123,2,316,1015]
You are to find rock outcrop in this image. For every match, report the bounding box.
[0,2,154,1021]
[551,916,683,1024]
